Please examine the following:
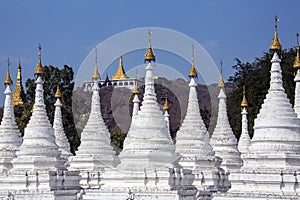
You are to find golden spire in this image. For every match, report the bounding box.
[17,59,22,80]
[34,44,44,75]
[92,47,101,79]
[55,85,62,98]
[12,58,24,106]
[218,60,225,88]
[144,29,156,62]
[294,33,300,70]
[163,98,169,110]
[4,58,13,85]
[132,81,140,94]
[269,15,282,52]
[241,85,248,107]
[189,44,197,78]
[112,56,128,80]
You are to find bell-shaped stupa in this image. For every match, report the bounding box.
[214,19,300,199]
[0,45,81,199]
[238,86,251,155]
[53,86,72,160]
[89,32,197,200]
[68,48,119,188]
[210,64,242,171]
[0,59,22,173]
[175,50,228,193]
[12,45,65,171]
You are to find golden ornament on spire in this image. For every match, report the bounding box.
[4,58,13,85]
[34,44,44,75]
[294,33,300,70]
[112,56,128,80]
[269,15,282,51]
[241,85,248,107]
[55,86,62,98]
[132,81,140,94]
[92,66,101,79]
[163,98,169,110]
[144,29,156,62]
[92,47,101,79]
[12,59,24,106]
[218,60,225,88]
[189,45,197,78]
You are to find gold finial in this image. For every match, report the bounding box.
[92,66,101,79]
[189,44,197,78]
[112,56,128,80]
[4,58,13,85]
[269,15,282,51]
[163,98,169,110]
[132,81,140,94]
[241,85,248,107]
[55,85,62,98]
[12,58,24,106]
[18,57,21,69]
[218,60,225,88]
[17,58,22,80]
[92,47,101,79]
[95,46,98,67]
[34,44,44,75]
[30,104,34,113]
[294,33,300,70]
[133,69,140,94]
[144,29,156,62]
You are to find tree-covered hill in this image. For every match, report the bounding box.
[1,47,296,153]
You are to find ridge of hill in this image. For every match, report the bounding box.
[72,77,233,149]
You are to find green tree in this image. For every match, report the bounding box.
[14,65,80,154]
[227,48,296,140]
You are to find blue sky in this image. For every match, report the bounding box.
[0,0,299,104]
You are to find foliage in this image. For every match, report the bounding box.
[14,65,80,154]
[227,48,296,139]
[110,128,126,154]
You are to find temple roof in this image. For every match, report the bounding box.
[112,56,128,80]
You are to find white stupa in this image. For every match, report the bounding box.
[11,46,65,172]
[0,45,81,200]
[294,42,300,118]
[175,55,228,195]
[210,68,242,171]
[132,81,140,117]
[163,98,170,133]
[0,60,22,173]
[214,23,300,199]
[53,86,72,160]
[68,49,119,188]
[116,65,177,170]
[68,52,120,188]
[87,36,197,199]
[237,86,251,155]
